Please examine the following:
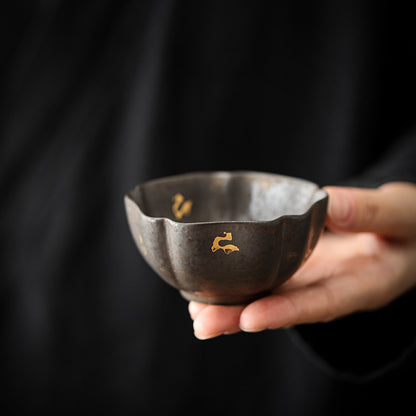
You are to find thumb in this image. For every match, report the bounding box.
[324,183,416,240]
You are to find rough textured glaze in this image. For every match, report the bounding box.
[125,171,328,304]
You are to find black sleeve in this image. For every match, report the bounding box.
[292,128,416,381]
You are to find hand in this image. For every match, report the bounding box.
[188,182,416,340]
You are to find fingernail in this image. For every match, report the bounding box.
[240,323,262,333]
[240,314,262,333]
[328,191,350,223]
[194,331,213,340]
[194,329,222,340]
[193,319,219,340]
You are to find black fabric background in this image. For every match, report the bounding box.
[1,1,415,415]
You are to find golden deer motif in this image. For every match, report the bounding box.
[211,232,239,255]
[172,193,193,220]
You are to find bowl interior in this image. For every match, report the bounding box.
[129,171,326,223]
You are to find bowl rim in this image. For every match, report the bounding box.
[125,170,328,227]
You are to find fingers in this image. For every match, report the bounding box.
[189,268,371,338]
[240,269,381,332]
[187,234,388,339]
[189,249,399,338]
[189,302,244,340]
[324,182,416,240]
[189,275,361,339]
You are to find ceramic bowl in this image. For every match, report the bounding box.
[124,171,328,305]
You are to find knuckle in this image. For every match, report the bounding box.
[346,189,380,231]
[359,202,379,229]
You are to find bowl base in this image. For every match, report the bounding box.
[180,290,270,305]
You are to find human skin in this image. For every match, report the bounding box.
[188,183,416,340]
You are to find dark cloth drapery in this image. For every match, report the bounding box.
[1,1,415,415]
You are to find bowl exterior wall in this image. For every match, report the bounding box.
[125,193,327,304]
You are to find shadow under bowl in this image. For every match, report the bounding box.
[124,171,328,305]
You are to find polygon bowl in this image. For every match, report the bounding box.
[124,171,328,305]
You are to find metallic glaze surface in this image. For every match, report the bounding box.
[125,171,328,305]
